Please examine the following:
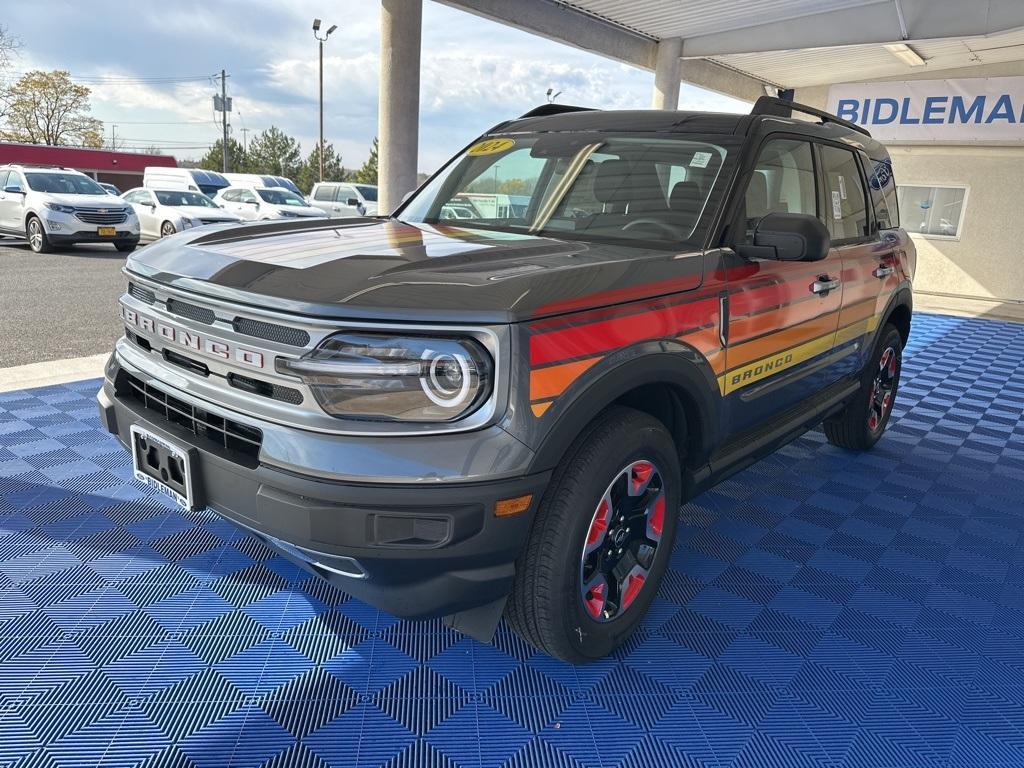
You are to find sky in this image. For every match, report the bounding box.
[2,0,750,173]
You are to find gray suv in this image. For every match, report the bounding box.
[98,98,914,662]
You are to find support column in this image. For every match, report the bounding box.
[378,0,422,214]
[651,37,682,110]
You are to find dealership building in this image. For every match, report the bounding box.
[381,1,1024,311]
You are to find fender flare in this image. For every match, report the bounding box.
[529,339,722,472]
[870,282,913,352]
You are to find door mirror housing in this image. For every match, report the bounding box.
[735,212,830,262]
[4,184,24,195]
[346,197,360,207]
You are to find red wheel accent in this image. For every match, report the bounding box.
[621,572,645,610]
[631,462,654,494]
[586,498,611,549]
[584,581,606,619]
[648,494,665,539]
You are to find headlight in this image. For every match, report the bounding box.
[276,333,493,422]
[44,202,76,214]
[279,210,299,218]
[124,207,136,218]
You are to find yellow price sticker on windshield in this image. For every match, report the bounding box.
[467,138,515,156]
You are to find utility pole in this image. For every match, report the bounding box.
[110,124,117,151]
[220,69,229,173]
[313,19,337,182]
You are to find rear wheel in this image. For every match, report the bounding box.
[824,323,903,450]
[505,406,681,663]
[26,215,53,253]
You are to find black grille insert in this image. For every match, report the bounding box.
[227,373,303,405]
[233,316,310,347]
[121,372,262,465]
[127,282,155,304]
[167,298,216,325]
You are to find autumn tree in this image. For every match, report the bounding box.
[352,137,378,185]
[1,70,103,146]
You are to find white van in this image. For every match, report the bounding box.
[143,167,230,198]
[222,173,303,196]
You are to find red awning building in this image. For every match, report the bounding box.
[0,142,177,192]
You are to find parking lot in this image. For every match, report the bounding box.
[0,240,129,368]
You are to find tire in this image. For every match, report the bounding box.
[505,406,681,663]
[115,242,137,253]
[160,221,176,238]
[26,215,53,253]
[824,323,903,450]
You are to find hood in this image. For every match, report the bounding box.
[48,193,129,208]
[126,218,704,324]
[174,206,240,221]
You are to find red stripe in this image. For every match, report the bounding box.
[530,296,718,366]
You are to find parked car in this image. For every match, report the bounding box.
[213,186,327,221]
[99,98,915,663]
[122,187,242,240]
[99,182,122,196]
[0,164,139,253]
[222,172,303,196]
[143,167,230,198]
[308,181,378,217]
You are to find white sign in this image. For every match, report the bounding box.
[827,77,1024,142]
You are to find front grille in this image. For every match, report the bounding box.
[167,298,216,325]
[227,372,303,405]
[75,208,128,225]
[121,372,262,465]
[234,316,310,347]
[127,282,155,304]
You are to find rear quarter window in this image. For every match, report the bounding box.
[867,156,899,230]
[313,185,336,202]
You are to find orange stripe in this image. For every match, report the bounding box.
[530,357,602,400]
[838,297,877,327]
[727,311,839,369]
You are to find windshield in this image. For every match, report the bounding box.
[25,172,107,195]
[354,184,378,202]
[401,133,735,249]
[155,190,218,208]
[257,188,306,206]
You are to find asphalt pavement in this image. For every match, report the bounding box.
[0,238,130,368]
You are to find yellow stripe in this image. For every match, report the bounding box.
[717,314,881,395]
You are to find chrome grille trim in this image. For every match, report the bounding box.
[75,208,128,225]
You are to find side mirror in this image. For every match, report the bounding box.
[4,185,24,195]
[735,212,830,262]
[346,197,360,207]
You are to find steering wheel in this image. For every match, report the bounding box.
[622,218,683,239]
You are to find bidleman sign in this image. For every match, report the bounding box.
[826,77,1024,142]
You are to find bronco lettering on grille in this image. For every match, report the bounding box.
[121,303,265,369]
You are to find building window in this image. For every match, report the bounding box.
[896,185,968,239]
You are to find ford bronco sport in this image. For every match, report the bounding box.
[98,97,915,663]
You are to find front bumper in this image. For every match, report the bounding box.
[41,211,139,243]
[97,358,549,621]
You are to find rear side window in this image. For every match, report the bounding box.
[818,145,870,241]
[742,139,818,239]
[0,170,8,188]
[866,157,899,230]
[314,185,336,202]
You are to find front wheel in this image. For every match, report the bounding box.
[115,241,138,253]
[505,406,681,663]
[160,221,176,238]
[26,215,53,253]
[824,323,903,450]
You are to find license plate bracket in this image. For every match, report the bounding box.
[97,226,117,236]
[130,425,201,511]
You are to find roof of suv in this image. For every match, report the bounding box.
[493,97,888,158]
[1,164,85,173]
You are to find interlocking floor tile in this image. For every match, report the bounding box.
[1,312,1023,766]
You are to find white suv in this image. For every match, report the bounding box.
[0,165,141,253]
[308,182,379,217]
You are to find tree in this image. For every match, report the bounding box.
[352,137,378,185]
[0,25,21,121]
[1,70,103,146]
[297,142,346,194]
[245,126,301,178]
[198,138,246,172]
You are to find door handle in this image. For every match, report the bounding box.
[873,264,894,278]
[811,277,841,295]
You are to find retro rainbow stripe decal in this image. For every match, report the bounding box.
[527,264,894,417]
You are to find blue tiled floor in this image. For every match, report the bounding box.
[1,312,1023,768]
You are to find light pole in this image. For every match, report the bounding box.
[312,18,337,183]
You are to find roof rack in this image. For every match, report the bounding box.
[751,96,871,137]
[518,103,595,119]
